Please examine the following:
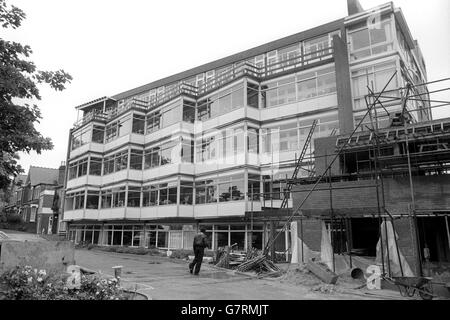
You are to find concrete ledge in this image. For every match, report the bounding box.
[0,240,75,274]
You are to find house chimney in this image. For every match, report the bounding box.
[347,0,364,15]
[58,161,66,186]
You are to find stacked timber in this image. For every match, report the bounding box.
[236,254,283,277]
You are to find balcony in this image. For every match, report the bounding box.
[73,46,334,129]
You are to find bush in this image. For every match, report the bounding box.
[0,265,128,300]
[6,214,22,224]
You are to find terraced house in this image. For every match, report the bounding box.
[64,0,430,253]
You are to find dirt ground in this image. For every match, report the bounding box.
[74,249,411,300]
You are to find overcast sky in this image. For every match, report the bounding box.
[3,0,450,173]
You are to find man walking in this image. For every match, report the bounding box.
[189,227,208,275]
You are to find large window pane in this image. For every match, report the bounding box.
[247,83,259,108]
[317,72,336,95]
[86,192,99,210]
[132,114,145,134]
[127,187,141,207]
[180,184,193,205]
[89,158,102,176]
[130,150,143,170]
[297,78,317,100]
[92,126,104,143]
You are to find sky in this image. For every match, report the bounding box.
[3,0,450,173]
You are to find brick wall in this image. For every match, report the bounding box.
[393,217,420,276]
[293,175,450,216]
[297,219,322,251]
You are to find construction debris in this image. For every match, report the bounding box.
[236,254,282,277]
[215,248,284,277]
[306,259,339,284]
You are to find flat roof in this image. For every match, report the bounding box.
[111,18,344,101]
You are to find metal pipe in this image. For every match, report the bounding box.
[326,152,335,273]
[445,216,450,252]
[365,94,386,275]
[300,217,304,263]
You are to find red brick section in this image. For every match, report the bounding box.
[393,217,419,276]
[297,219,322,252]
[293,175,450,216]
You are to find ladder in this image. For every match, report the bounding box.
[279,119,318,210]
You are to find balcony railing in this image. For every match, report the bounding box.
[73,46,334,129]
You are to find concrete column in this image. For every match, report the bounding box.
[333,35,354,135]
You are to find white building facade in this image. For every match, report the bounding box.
[64,1,430,253]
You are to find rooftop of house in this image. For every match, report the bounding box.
[25,166,60,187]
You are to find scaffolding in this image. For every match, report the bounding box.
[253,76,450,275]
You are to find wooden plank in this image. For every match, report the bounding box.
[306,260,339,284]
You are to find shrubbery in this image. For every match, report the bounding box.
[0,265,128,300]
[6,213,22,224]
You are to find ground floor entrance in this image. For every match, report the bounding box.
[67,221,291,256]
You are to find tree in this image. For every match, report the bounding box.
[0,0,72,189]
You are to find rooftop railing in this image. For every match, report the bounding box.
[73,45,334,129]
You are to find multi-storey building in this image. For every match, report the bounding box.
[7,166,65,233]
[64,0,430,252]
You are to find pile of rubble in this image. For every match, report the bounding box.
[215,247,283,277]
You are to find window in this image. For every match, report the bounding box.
[195,180,217,204]
[146,111,161,134]
[132,114,145,134]
[103,150,128,175]
[159,182,177,205]
[92,125,104,143]
[78,158,88,177]
[197,84,244,121]
[234,127,245,155]
[160,141,179,165]
[103,155,114,175]
[114,151,128,172]
[86,191,99,210]
[196,135,217,162]
[181,139,194,163]
[180,181,193,205]
[297,73,317,100]
[118,116,132,137]
[182,100,195,123]
[278,44,300,68]
[348,17,393,61]
[248,174,261,200]
[65,194,75,211]
[101,189,112,209]
[105,121,119,143]
[160,100,182,128]
[144,146,160,169]
[68,158,88,180]
[127,187,141,207]
[89,157,102,176]
[279,123,298,151]
[247,128,259,153]
[142,183,177,206]
[30,207,37,222]
[317,68,337,95]
[74,192,85,210]
[130,150,143,170]
[247,82,259,108]
[261,67,336,108]
[351,61,398,111]
[262,121,298,153]
[218,175,244,202]
[71,128,91,150]
[143,185,158,206]
[112,187,126,208]
[304,34,331,61]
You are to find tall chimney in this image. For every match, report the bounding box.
[347,0,364,15]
